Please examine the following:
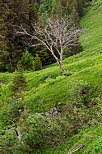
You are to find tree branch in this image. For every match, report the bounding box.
[69,144,85,154]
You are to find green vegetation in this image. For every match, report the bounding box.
[34,54,42,71]
[17,50,34,71]
[0,0,102,153]
[0,0,86,72]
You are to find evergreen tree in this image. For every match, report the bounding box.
[0,0,22,71]
[71,0,80,26]
[34,54,42,71]
[38,0,53,20]
[0,0,39,71]
[17,50,34,71]
[52,0,71,19]
[0,2,9,71]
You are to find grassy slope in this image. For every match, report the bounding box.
[47,0,102,153]
[23,0,102,113]
[0,0,102,153]
[66,1,102,153]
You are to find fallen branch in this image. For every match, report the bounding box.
[69,144,85,154]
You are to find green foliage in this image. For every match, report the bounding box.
[0,0,90,71]
[0,97,23,127]
[38,0,53,20]
[0,17,9,72]
[52,0,72,19]
[0,76,24,126]
[12,73,26,95]
[0,126,32,154]
[0,81,13,107]
[67,125,102,154]
[0,0,39,72]
[18,91,102,151]
[20,113,50,149]
[17,50,34,71]
[71,0,80,26]
[0,128,19,154]
[0,0,102,153]
[0,0,22,71]
[34,54,42,71]
[38,0,89,21]
[69,80,90,104]
[43,125,102,154]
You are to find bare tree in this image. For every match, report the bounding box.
[17,18,80,75]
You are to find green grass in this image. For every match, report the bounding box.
[0,0,102,153]
[40,125,102,154]
[67,125,102,154]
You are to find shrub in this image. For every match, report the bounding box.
[0,127,31,154]
[0,128,19,154]
[12,73,26,95]
[20,113,50,149]
[17,50,34,71]
[18,112,73,150]
[34,54,42,71]
[69,80,91,106]
[0,97,24,126]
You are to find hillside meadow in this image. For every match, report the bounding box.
[0,0,102,153]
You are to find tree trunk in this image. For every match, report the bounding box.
[58,61,67,75]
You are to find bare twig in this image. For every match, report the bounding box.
[69,144,85,154]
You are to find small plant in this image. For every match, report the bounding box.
[34,54,42,71]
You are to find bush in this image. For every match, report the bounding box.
[20,113,50,149]
[69,80,91,106]
[17,50,34,71]
[0,98,23,126]
[12,73,26,95]
[0,127,31,154]
[18,112,73,150]
[0,128,19,154]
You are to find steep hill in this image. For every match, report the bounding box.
[0,0,102,153]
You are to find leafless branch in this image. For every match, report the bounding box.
[16,17,80,75]
[69,144,85,154]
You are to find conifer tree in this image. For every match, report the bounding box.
[0,0,22,71]
[71,0,80,26]
[17,50,34,71]
[34,54,42,71]
[52,0,71,19]
[0,2,9,71]
[0,0,39,71]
